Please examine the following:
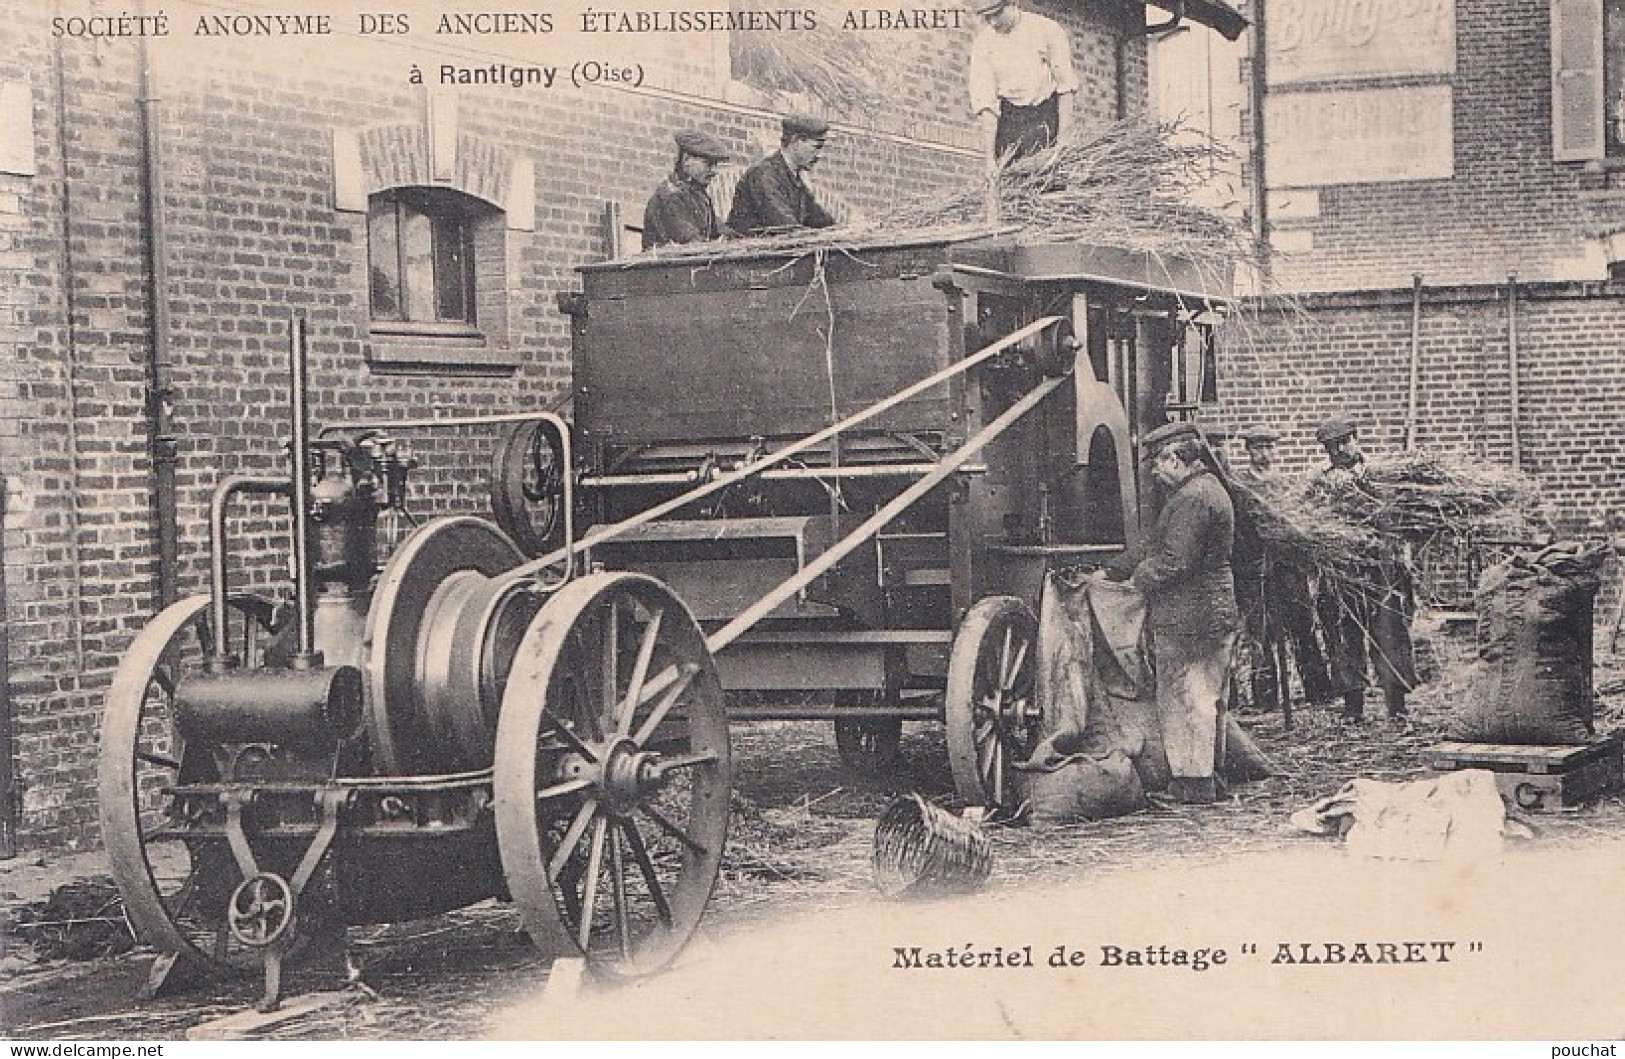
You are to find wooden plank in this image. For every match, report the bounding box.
[1426,736,1621,772]
[186,991,350,1040]
[602,515,817,544]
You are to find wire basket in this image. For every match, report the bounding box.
[872,794,993,899]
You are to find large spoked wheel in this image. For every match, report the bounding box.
[494,572,730,981]
[98,593,281,978]
[833,692,903,776]
[944,596,1041,810]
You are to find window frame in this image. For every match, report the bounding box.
[367,187,482,334]
[362,184,518,375]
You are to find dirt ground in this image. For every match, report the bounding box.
[5,615,1625,1040]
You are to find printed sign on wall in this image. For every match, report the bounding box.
[1268,0,1457,83]
[1266,84,1455,186]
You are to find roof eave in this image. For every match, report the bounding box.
[1143,0,1249,42]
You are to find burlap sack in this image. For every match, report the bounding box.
[1451,542,1606,745]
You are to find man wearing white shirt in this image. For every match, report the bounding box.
[967,0,1080,168]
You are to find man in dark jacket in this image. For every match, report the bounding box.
[1231,426,1335,709]
[725,113,837,236]
[1125,421,1238,804]
[1312,416,1417,722]
[642,128,733,250]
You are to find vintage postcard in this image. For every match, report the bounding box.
[2,0,1623,1043]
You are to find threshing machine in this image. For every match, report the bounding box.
[544,233,1229,807]
[97,233,1226,1011]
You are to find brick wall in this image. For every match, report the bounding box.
[2,5,1145,849]
[0,5,145,849]
[1198,0,1625,611]
[1216,283,1625,535]
[1265,0,1625,291]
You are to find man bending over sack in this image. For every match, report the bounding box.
[1108,421,1239,804]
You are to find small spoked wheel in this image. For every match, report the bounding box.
[489,419,567,557]
[98,594,283,978]
[944,596,1041,811]
[227,873,296,948]
[494,572,730,981]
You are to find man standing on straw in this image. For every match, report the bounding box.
[967,0,1079,169]
[1114,421,1238,805]
[1312,416,1417,723]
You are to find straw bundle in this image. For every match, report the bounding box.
[887,117,1246,269]
[728,0,888,112]
[1235,450,1547,593]
[1309,452,1544,540]
[1233,477,1382,576]
[640,118,1252,281]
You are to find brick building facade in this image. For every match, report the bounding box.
[0,1,1177,851]
[1158,0,1625,540]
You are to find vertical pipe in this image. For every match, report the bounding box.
[0,479,15,858]
[1404,274,1423,451]
[49,29,88,672]
[1248,0,1270,272]
[1507,274,1522,469]
[138,22,179,609]
[1115,31,1130,119]
[289,317,319,665]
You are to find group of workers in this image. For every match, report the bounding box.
[642,0,1073,250]
[640,114,837,250]
[1121,418,1418,804]
[1228,419,1417,725]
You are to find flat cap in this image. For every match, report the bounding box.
[1314,416,1358,445]
[1141,420,1203,456]
[674,128,732,161]
[781,113,831,140]
[1239,425,1280,445]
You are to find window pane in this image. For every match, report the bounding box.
[367,186,487,328]
[401,209,435,323]
[367,202,402,319]
[1607,0,1625,153]
[432,214,469,323]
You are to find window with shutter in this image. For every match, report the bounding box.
[1606,0,1625,153]
[1553,0,1605,161]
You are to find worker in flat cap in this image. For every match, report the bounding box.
[724,113,838,237]
[1238,425,1280,478]
[641,129,734,251]
[1311,416,1418,723]
[968,0,1079,169]
[1108,420,1238,803]
[1225,424,1277,712]
[1315,415,1362,474]
[1227,424,1335,713]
